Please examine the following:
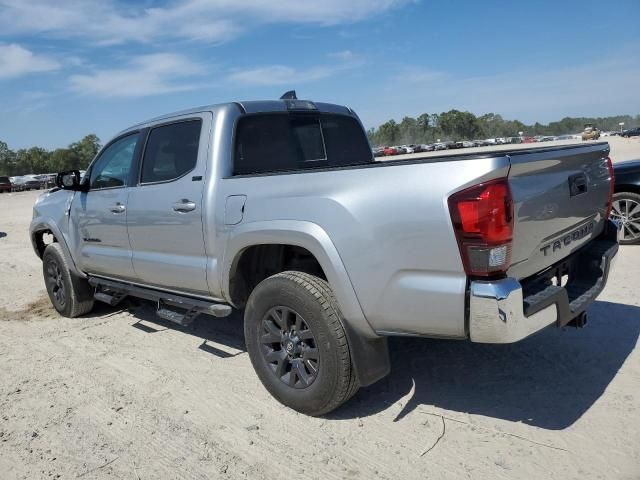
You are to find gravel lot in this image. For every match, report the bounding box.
[0,137,639,479]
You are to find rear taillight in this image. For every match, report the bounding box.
[448,178,514,277]
[605,157,615,219]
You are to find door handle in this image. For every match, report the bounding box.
[110,203,126,213]
[172,199,196,212]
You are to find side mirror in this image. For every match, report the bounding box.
[56,170,83,191]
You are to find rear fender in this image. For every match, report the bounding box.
[223,220,390,386]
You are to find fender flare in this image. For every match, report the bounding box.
[223,220,390,386]
[30,216,85,278]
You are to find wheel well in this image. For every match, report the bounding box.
[614,184,640,195]
[229,244,326,308]
[33,230,57,258]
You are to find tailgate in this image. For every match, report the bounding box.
[507,143,611,280]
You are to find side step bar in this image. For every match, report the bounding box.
[88,277,232,326]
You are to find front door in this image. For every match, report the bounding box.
[69,132,140,280]
[126,115,210,295]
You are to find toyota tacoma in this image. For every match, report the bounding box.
[31,94,619,415]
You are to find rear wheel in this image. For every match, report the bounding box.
[244,271,359,416]
[43,243,94,317]
[611,192,640,245]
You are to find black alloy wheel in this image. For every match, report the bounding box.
[45,256,67,309]
[259,306,319,389]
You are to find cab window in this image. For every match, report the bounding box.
[89,134,139,189]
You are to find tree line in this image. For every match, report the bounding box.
[0,134,101,176]
[367,111,640,146]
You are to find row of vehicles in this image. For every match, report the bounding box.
[374,136,551,156]
[373,127,640,157]
[0,174,59,193]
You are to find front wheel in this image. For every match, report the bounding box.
[43,243,95,317]
[244,271,359,416]
[611,192,640,245]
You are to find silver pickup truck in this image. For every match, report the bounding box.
[30,95,618,415]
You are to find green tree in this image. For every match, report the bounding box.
[70,134,101,168]
[438,109,482,140]
[398,116,418,144]
[0,141,16,176]
[377,119,401,145]
[50,148,80,172]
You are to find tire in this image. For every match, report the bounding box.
[244,271,359,416]
[42,243,95,317]
[611,192,640,245]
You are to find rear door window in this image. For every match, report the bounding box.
[141,120,202,184]
[234,113,372,175]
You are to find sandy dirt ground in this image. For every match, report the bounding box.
[0,136,639,480]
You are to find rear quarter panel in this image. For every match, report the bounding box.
[218,156,509,338]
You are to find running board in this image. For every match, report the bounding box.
[88,277,232,325]
[94,291,126,306]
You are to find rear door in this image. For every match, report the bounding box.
[70,132,141,280]
[507,143,611,279]
[126,114,211,295]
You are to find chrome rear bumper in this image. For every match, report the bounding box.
[468,230,618,344]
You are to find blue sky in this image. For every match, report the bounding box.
[1,0,639,149]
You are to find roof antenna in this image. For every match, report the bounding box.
[280,90,297,100]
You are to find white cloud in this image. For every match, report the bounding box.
[69,53,206,97]
[228,50,365,86]
[328,50,357,61]
[0,43,60,79]
[0,0,411,45]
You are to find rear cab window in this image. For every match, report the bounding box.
[233,113,373,175]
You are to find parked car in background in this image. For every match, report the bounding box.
[10,176,26,191]
[612,159,640,244]
[433,142,447,150]
[23,175,44,190]
[373,147,385,157]
[383,146,399,156]
[421,144,435,152]
[400,145,414,154]
[522,136,537,143]
[0,176,11,193]
[496,137,507,144]
[621,127,640,138]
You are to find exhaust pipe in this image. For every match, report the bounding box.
[567,312,588,328]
